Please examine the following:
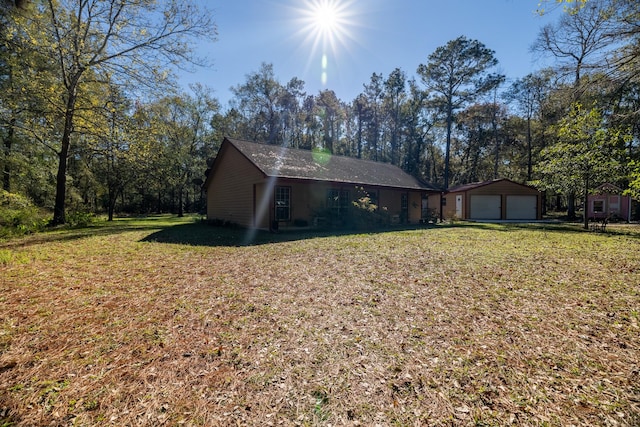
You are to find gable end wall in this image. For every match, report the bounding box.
[206,145,264,228]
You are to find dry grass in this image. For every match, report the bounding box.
[1,217,639,426]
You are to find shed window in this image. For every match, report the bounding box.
[593,200,604,213]
[275,186,291,221]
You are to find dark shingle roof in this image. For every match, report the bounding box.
[447,180,500,193]
[447,178,537,193]
[227,138,437,191]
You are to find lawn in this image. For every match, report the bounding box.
[1,217,639,426]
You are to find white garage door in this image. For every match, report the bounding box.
[469,195,501,219]
[506,195,537,220]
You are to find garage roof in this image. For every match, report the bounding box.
[447,178,536,193]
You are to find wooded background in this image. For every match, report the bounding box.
[1,0,639,224]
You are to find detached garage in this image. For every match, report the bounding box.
[443,179,542,221]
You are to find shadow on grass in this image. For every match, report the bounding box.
[138,219,640,247]
[5,216,637,250]
[444,220,640,238]
[139,221,427,247]
[0,215,197,249]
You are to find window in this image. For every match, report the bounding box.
[401,193,409,222]
[593,200,604,213]
[275,186,291,221]
[401,193,408,210]
[327,189,350,215]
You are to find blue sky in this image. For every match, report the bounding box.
[181,1,562,106]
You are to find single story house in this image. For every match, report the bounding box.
[587,183,632,222]
[204,138,441,229]
[442,178,542,221]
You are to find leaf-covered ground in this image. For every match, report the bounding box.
[1,217,639,426]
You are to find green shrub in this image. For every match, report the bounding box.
[0,190,49,238]
[66,210,96,228]
[349,188,390,230]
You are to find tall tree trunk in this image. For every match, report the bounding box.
[2,118,15,192]
[492,108,500,179]
[444,104,453,189]
[567,192,576,220]
[52,88,77,225]
[583,176,589,230]
[108,190,116,221]
[526,116,532,181]
[357,116,363,159]
[178,187,184,217]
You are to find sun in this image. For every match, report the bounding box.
[292,0,359,86]
[294,0,357,56]
[312,1,340,36]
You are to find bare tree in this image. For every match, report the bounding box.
[532,0,615,90]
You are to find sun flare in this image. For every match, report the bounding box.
[292,0,359,87]
[313,1,340,35]
[295,0,357,55]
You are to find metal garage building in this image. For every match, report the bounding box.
[443,179,542,221]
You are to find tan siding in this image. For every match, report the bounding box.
[376,189,422,224]
[206,145,264,228]
[427,194,442,220]
[253,182,270,229]
[442,193,459,219]
[408,192,422,223]
[290,181,323,222]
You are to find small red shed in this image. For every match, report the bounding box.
[587,183,631,222]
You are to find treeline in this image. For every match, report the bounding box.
[1,0,639,224]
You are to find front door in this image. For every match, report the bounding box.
[455,195,463,218]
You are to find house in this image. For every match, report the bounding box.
[587,183,632,222]
[442,178,542,221]
[204,138,441,229]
